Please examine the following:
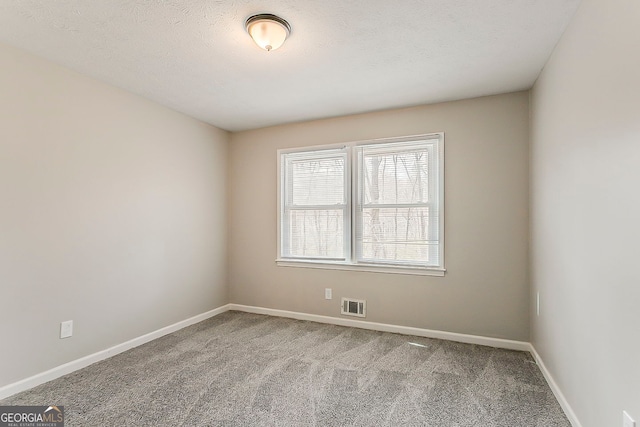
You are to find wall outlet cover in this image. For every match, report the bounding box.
[325,288,332,300]
[60,320,73,339]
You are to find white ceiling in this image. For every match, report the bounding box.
[0,0,581,132]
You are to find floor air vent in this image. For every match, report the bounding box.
[341,297,366,317]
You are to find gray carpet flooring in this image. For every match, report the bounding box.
[2,311,570,426]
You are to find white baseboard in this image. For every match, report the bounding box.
[228,304,531,351]
[0,304,231,400]
[1,302,579,427]
[529,345,582,427]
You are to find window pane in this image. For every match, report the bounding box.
[359,206,439,266]
[289,156,345,206]
[362,147,429,205]
[288,209,344,258]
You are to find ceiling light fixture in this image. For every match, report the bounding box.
[245,14,291,52]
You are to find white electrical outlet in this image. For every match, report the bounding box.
[623,411,636,427]
[536,292,540,316]
[325,288,332,300]
[60,320,73,339]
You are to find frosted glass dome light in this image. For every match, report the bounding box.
[245,14,291,51]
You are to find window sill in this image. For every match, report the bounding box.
[275,259,446,276]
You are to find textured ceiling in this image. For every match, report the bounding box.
[0,0,581,131]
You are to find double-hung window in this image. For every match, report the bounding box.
[280,148,349,260]
[278,133,444,275]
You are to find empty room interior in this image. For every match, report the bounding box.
[0,0,638,426]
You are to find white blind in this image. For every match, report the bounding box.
[355,138,440,267]
[281,148,348,260]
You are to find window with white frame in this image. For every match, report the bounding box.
[278,133,444,275]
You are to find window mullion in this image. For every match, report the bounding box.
[352,145,362,264]
[346,145,353,264]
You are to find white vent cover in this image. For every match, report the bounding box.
[341,297,366,317]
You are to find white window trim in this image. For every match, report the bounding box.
[276,133,445,276]
[275,259,445,276]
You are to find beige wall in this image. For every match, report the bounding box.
[229,92,530,341]
[530,0,640,425]
[0,43,229,387]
